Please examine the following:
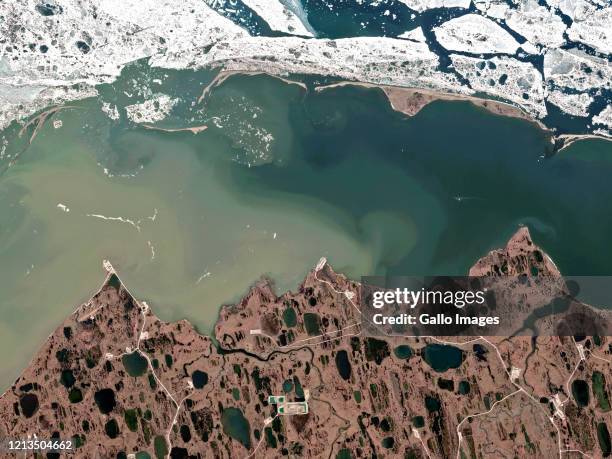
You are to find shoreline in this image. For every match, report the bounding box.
[314,80,547,130]
[141,124,208,134]
[200,69,544,130]
[197,69,307,104]
[554,133,612,154]
[5,70,611,158]
[197,70,612,153]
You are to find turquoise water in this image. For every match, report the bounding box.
[221,407,251,449]
[393,345,413,359]
[1,68,612,391]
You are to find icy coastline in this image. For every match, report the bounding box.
[0,0,610,136]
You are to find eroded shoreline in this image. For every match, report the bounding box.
[201,71,612,153]
[1,229,611,458]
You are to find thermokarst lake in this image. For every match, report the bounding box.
[1,67,612,389]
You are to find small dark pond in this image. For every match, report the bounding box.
[335,350,351,380]
[192,370,208,389]
[122,351,148,377]
[422,344,463,372]
[571,379,590,407]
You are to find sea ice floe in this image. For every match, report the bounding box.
[450,55,546,117]
[474,0,509,20]
[504,0,567,48]
[0,0,245,129]
[545,0,583,19]
[0,84,97,132]
[477,0,567,49]
[101,103,120,121]
[567,5,612,55]
[547,91,594,118]
[544,1,612,55]
[240,0,314,36]
[593,105,612,130]
[543,49,612,92]
[397,26,427,43]
[433,14,521,54]
[199,36,461,94]
[125,94,178,124]
[398,0,471,13]
[0,0,611,136]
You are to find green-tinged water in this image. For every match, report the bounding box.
[1,67,612,391]
[221,407,251,449]
[122,352,148,377]
[393,345,413,360]
[422,344,464,372]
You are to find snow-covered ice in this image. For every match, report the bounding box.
[474,0,510,20]
[240,0,314,37]
[433,14,521,54]
[0,0,610,136]
[398,27,427,43]
[450,55,546,117]
[0,0,245,128]
[101,103,120,121]
[398,0,471,13]
[504,0,567,48]
[125,94,178,124]
[543,49,612,92]
[567,6,612,55]
[593,105,612,129]
[199,36,461,94]
[547,91,593,118]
